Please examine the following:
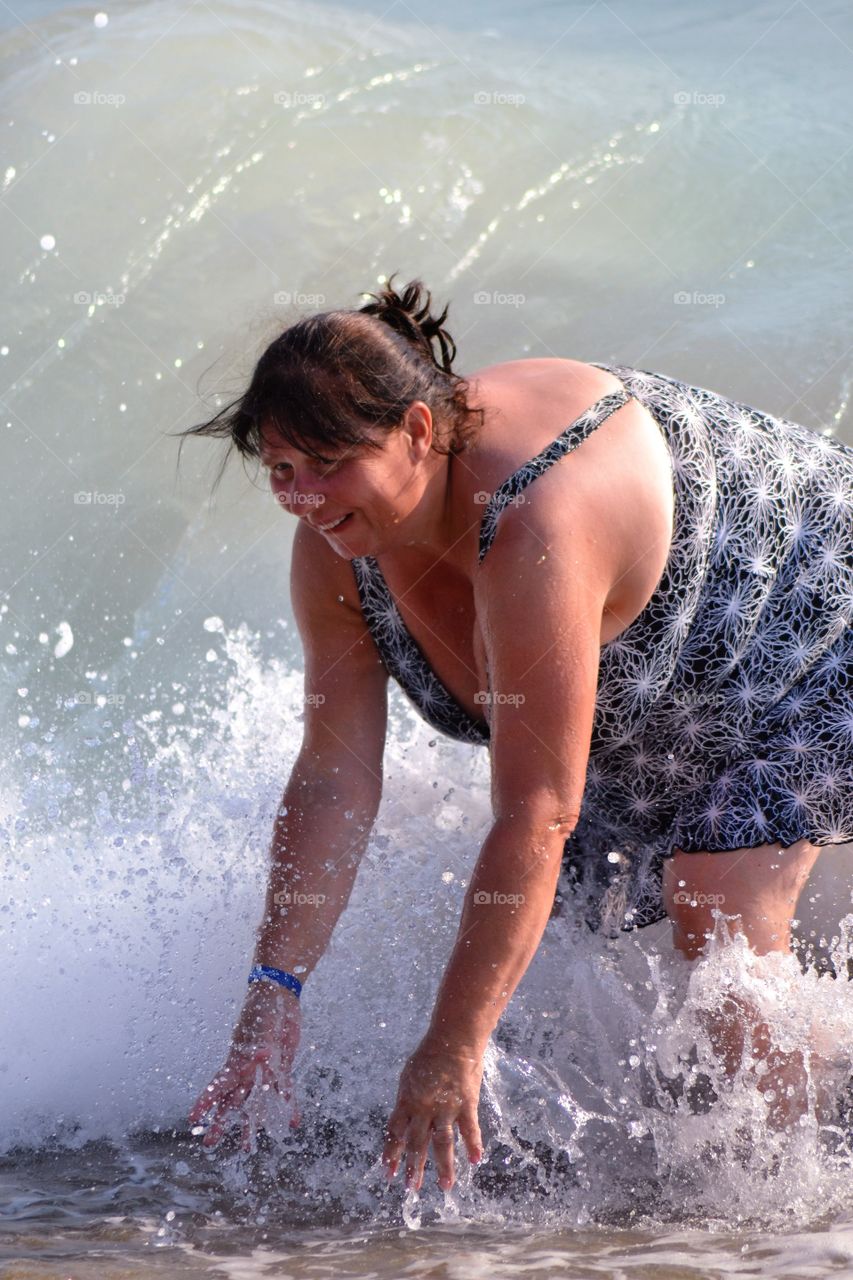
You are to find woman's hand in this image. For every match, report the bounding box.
[187,981,302,1151]
[382,1041,484,1191]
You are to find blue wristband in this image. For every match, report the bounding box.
[247,964,302,997]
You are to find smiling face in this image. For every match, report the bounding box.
[258,402,440,559]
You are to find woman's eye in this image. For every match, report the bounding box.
[263,456,342,477]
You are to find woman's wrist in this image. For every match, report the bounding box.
[419,1026,488,1061]
[245,977,300,1001]
[248,963,303,997]
[238,976,301,1027]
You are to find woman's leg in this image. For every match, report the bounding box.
[662,839,824,1126]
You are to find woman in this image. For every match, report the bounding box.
[185,276,853,1189]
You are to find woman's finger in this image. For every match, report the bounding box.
[457,1105,483,1165]
[188,1084,223,1124]
[403,1119,432,1191]
[258,1061,301,1129]
[279,1071,302,1129]
[200,1080,250,1148]
[188,1060,245,1122]
[201,1104,227,1149]
[382,1108,409,1178]
[430,1117,458,1191]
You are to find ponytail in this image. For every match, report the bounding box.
[359,274,458,375]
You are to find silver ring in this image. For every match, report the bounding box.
[432,1125,455,1135]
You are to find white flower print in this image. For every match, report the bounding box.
[351,361,853,932]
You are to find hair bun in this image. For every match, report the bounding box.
[359,272,457,374]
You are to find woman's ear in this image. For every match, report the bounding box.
[401,400,434,461]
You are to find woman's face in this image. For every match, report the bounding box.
[258,403,436,559]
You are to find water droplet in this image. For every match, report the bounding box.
[54,620,73,657]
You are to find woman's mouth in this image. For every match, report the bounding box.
[313,512,353,534]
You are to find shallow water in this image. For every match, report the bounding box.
[6,1130,853,1279]
[3,0,853,1274]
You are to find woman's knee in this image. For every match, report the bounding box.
[662,839,821,959]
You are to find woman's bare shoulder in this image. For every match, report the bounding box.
[463,357,675,642]
[460,356,636,487]
[467,355,602,390]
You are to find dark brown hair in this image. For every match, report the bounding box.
[176,274,484,488]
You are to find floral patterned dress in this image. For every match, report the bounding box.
[352,362,853,931]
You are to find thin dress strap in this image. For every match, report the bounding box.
[477,389,633,563]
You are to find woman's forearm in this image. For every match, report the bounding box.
[251,751,381,980]
[424,815,570,1055]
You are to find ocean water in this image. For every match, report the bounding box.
[2,0,853,1275]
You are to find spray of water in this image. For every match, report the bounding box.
[6,621,853,1238]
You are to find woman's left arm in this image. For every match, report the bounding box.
[383,485,625,1191]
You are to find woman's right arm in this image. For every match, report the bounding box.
[188,522,388,1147]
